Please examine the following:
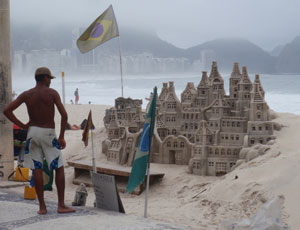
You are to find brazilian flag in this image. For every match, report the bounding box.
[77,5,119,53]
[126,87,157,193]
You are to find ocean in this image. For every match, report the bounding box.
[12,73,300,114]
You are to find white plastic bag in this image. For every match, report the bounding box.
[219,196,288,230]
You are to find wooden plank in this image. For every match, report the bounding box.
[67,160,164,195]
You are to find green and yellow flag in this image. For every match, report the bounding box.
[77,5,119,53]
[126,87,157,193]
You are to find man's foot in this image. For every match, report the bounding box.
[37,208,47,215]
[57,205,76,213]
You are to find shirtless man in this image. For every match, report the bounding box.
[3,67,75,215]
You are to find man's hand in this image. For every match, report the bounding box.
[58,138,66,149]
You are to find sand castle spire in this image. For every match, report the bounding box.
[198,71,209,88]
[230,62,242,99]
[254,74,265,98]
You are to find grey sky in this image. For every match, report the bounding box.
[11,0,300,51]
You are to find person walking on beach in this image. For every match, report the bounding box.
[74,88,79,105]
[3,67,75,215]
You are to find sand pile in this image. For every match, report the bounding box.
[9,104,300,230]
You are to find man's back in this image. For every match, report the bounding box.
[21,86,56,128]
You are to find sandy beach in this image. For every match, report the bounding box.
[6,104,300,229]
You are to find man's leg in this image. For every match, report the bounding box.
[55,166,76,213]
[33,168,47,214]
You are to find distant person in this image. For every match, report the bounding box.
[70,99,74,105]
[74,88,79,105]
[88,101,91,104]
[3,67,75,215]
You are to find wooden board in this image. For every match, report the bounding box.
[68,160,164,195]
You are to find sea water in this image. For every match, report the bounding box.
[12,73,300,114]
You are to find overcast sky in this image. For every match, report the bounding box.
[11,0,300,51]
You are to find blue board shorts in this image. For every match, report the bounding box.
[24,126,64,170]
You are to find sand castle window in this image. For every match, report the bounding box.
[172,129,177,135]
[197,162,200,169]
[266,126,269,130]
[236,135,239,140]
[195,124,198,129]
[187,114,189,119]
[221,149,225,155]
[185,123,188,129]
[227,149,231,155]
[237,122,240,127]
[259,126,262,131]
[234,94,237,98]
[222,121,226,127]
[231,135,234,140]
[221,135,224,140]
[215,149,219,155]
[259,139,264,144]
[180,142,185,148]
[232,122,235,127]
[227,121,230,126]
[209,162,214,167]
[252,126,256,131]
[250,139,255,144]
[167,142,171,147]
[174,142,178,148]
[209,149,213,155]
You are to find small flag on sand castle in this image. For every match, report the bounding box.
[82,110,93,147]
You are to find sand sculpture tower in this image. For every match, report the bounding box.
[196,71,210,108]
[236,66,252,117]
[208,61,225,103]
[247,74,272,145]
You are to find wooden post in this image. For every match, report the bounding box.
[0,0,14,180]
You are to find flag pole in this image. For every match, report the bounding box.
[144,87,156,218]
[118,36,124,97]
[91,127,96,173]
[61,72,66,106]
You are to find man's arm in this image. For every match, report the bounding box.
[3,93,29,129]
[53,90,68,149]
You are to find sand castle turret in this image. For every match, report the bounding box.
[196,71,210,108]
[229,62,242,99]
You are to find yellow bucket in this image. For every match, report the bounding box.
[14,167,30,182]
[24,185,37,200]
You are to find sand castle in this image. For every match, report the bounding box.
[102,62,275,176]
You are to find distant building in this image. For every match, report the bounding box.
[102,62,275,176]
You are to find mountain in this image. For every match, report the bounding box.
[185,38,276,73]
[276,36,300,74]
[13,23,294,74]
[269,45,284,57]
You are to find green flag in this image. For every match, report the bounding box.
[126,87,157,193]
[77,5,119,53]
